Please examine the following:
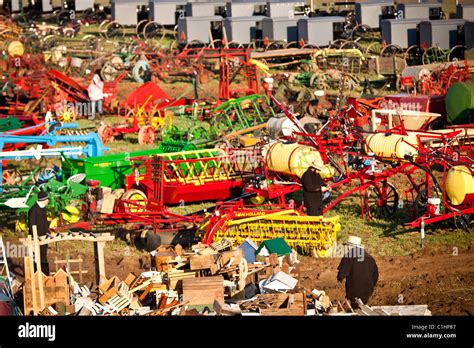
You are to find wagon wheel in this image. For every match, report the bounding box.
[448,45,465,62]
[209,39,224,49]
[121,188,147,213]
[340,40,363,51]
[42,34,61,50]
[98,19,111,38]
[422,46,446,65]
[302,43,320,50]
[136,19,148,38]
[364,41,383,56]
[81,7,94,19]
[365,181,399,219]
[184,40,206,50]
[57,10,72,26]
[404,45,423,66]
[138,126,156,145]
[90,9,107,24]
[189,126,208,141]
[57,106,77,122]
[143,21,165,41]
[285,41,299,49]
[344,11,356,33]
[98,125,115,144]
[161,124,180,141]
[251,39,266,51]
[0,30,18,41]
[62,27,76,38]
[225,41,243,49]
[100,62,119,82]
[2,169,22,186]
[151,116,167,133]
[104,21,125,39]
[172,25,178,40]
[414,187,442,219]
[380,44,404,58]
[248,195,267,205]
[131,59,149,83]
[341,73,360,91]
[328,39,346,49]
[310,72,330,90]
[350,24,373,41]
[265,41,286,51]
[82,34,98,50]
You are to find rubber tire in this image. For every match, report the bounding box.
[121,188,147,212]
[145,232,162,252]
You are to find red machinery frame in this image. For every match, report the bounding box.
[121,147,260,209]
[146,47,260,100]
[248,96,473,229]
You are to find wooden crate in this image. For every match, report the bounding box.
[189,254,218,271]
[182,276,224,305]
[167,270,197,291]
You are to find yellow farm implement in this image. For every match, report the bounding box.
[201,206,341,257]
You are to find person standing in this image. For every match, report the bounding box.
[88,74,104,120]
[301,162,331,216]
[337,235,379,309]
[28,191,50,275]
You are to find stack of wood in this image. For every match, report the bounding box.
[236,293,307,316]
[23,266,70,316]
[357,304,432,316]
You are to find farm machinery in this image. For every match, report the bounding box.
[0,127,106,190]
[56,145,343,255]
[161,94,277,147]
[239,94,473,232]
[0,68,122,124]
[97,82,184,145]
[98,91,278,146]
[199,201,341,257]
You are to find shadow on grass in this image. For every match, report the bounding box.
[0,209,21,235]
[330,201,420,239]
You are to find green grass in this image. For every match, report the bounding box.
[326,197,473,257]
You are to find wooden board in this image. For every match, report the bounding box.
[23,270,70,315]
[378,56,406,76]
[220,249,244,267]
[182,276,224,305]
[251,48,319,59]
[167,271,197,291]
[189,254,218,271]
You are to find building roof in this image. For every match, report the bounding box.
[298,16,345,23]
[256,237,292,256]
[262,16,305,23]
[398,3,442,8]
[224,15,266,22]
[419,19,467,26]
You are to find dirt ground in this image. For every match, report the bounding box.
[4,69,473,317]
[6,236,473,316]
[298,245,474,316]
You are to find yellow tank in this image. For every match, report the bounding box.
[364,133,419,159]
[446,166,474,206]
[319,165,336,179]
[263,142,324,178]
[4,40,24,57]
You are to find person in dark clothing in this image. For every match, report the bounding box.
[337,235,379,309]
[301,162,331,216]
[142,230,162,271]
[28,191,50,275]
